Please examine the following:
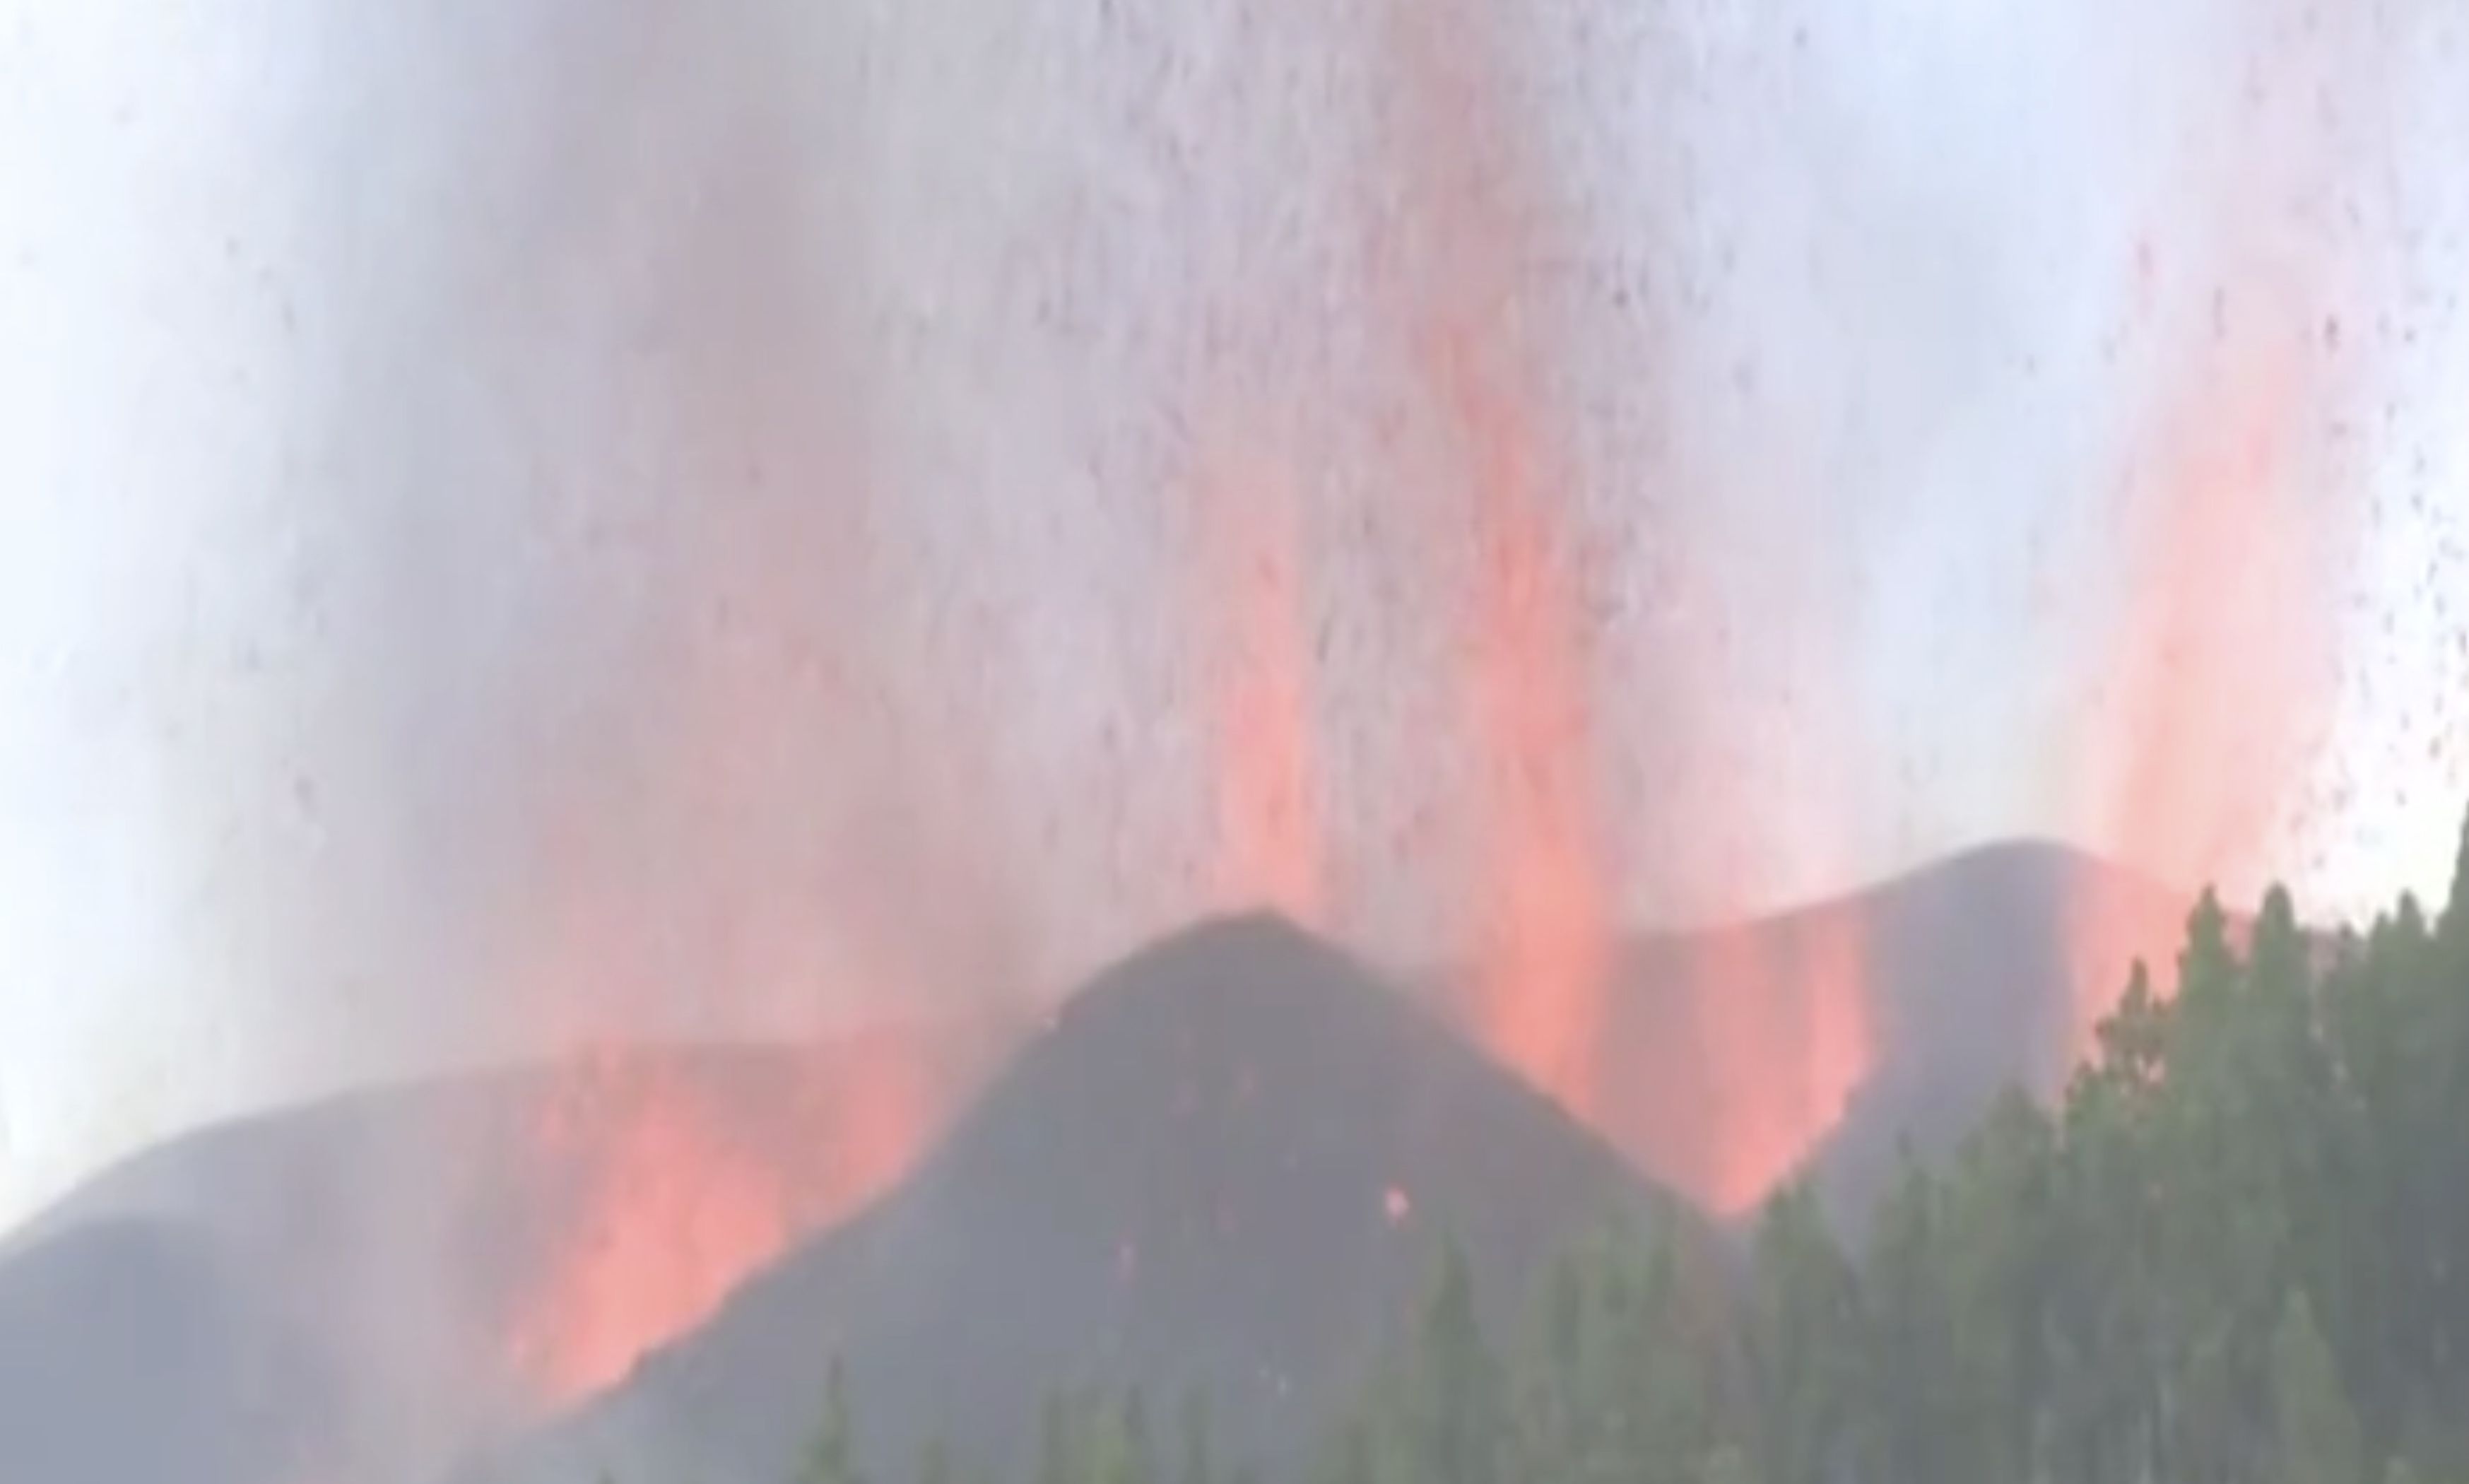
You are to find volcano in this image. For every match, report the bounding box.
[0,842,2220,1484]
[456,913,1683,1484]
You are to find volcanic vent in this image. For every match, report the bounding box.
[464,912,1687,1484]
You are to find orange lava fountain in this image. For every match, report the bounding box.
[499,1026,943,1403]
[502,1050,794,1401]
[1658,603,1881,1213]
[1679,904,1876,1215]
[2053,0,2387,1046]
[2062,360,2302,1049]
[1198,437,1328,926]
[486,404,1013,1401]
[1324,0,1888,1208]
[464,0,2421,1384]
[2063,281,2355,1047]
[1371,0,1617,1126]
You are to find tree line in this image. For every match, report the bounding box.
[801,809,2469,1484]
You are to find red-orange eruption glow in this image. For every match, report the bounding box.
[801,1022,938,1215]
[1459,384,1616,1126]
[2055,4,2386,1051]
[1678,905,1876,1216]
[501,1027,940,1403]
[1371,0,1615,1124]
[1199,443,1328,925]
[503,1052,791,1401]
[2063,300,2348,1054]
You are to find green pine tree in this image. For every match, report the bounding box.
[1118,1387,1157,1484]
[2273,1290,2364,1484]
[1312,1415,1376,1484]
[1695,1444,1757,1484]
[1177,1390,1215,1484]
[801,1357,866,1484]
[1405,1237,1507,1484]
[2444,807,2469,945]
[1036,1392,1076,1484]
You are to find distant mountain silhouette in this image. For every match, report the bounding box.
[0,1020,1012,1484]
[1589,841,2200,1227]
[1781,841,2198,1230]
[460,914,1681,1484]
[0,1217,336,1484]
[1420,840,2202,1227]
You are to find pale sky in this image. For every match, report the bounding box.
[2,0,2465,1225]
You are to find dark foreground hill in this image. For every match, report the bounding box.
[0,1217,336,1484]
[460,914,1683,1484]
[0,1021,1012,1484]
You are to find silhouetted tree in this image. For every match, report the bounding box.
[2273,1290,2364,1484]
[1403,1239,1507,1484]
[801,1358,866,1484]
[1177,1390,1215,1484]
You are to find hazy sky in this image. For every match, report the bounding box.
[3,0,2465,1225]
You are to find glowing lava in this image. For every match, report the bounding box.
[1456,365,1619,1129]
[1374,0,1616,1126]
[1646,905,1874,1216]
[503,1050,793,1401]
[501,1030,941,1403]
[2063,276,2352,1047]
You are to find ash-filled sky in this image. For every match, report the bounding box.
[2,0,2465,1226]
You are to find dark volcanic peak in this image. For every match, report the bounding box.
[471,912,1673,1484]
